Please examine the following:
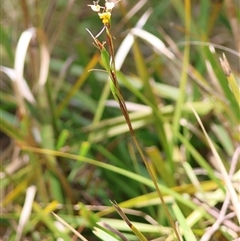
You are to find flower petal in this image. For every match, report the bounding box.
[105,1,115,11]
[88,4,100,12]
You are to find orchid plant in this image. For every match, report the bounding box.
[87,1,181,240]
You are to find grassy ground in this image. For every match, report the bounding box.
[1,0,240,240]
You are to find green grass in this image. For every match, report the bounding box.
[1,0,240,240]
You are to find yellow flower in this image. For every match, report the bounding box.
[98,12,111,25]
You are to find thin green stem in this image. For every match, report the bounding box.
[105,25,181,241]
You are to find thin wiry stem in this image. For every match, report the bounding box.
[104,23,181,241]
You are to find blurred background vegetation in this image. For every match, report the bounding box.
[1,0,240,240]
